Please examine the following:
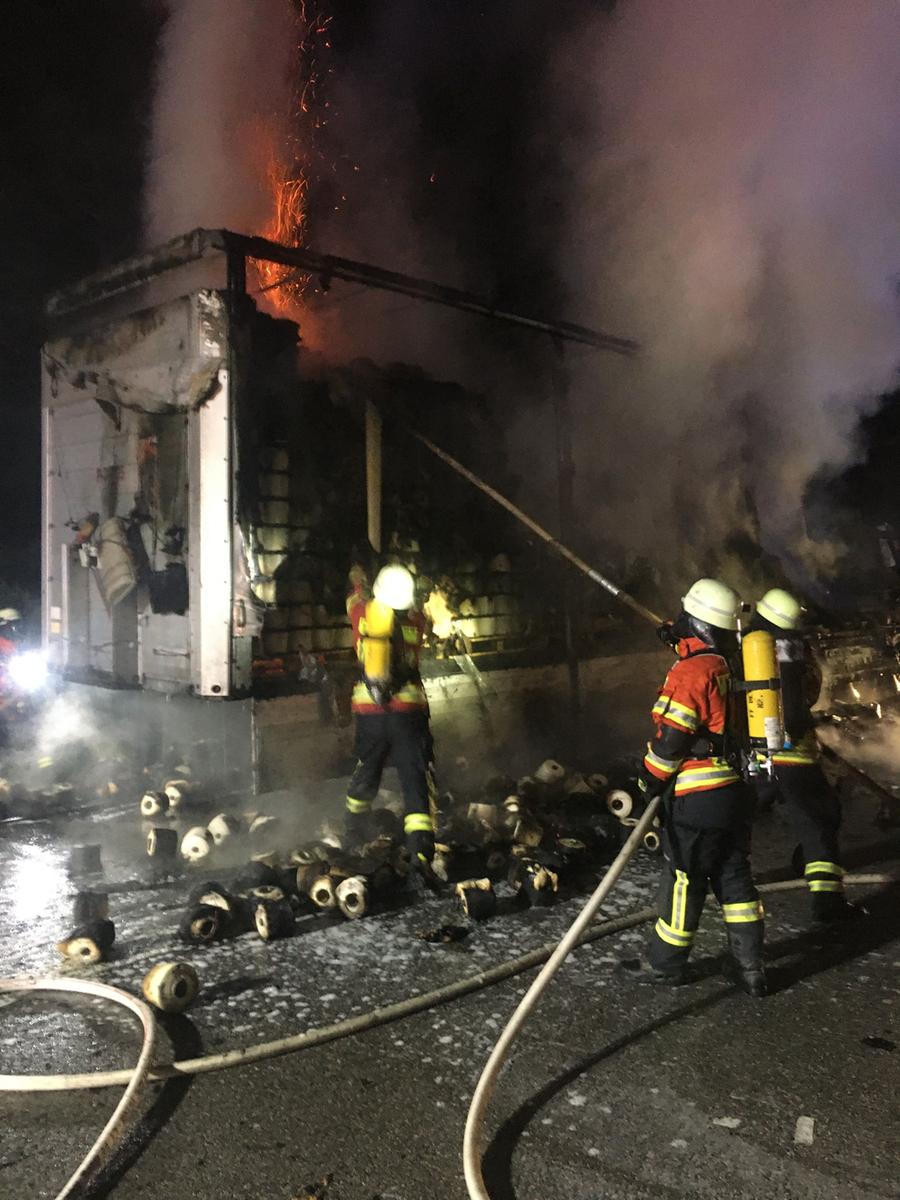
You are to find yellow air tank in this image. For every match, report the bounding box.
[741,629,783,751]
[359,598,395,687]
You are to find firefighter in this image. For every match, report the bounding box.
[0,609,21,751]
[0,608,21,660]
[622,578,766,997]
[749,587,858,923]
[344,564,437,871]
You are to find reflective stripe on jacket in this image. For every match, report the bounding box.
[643,636,740,796]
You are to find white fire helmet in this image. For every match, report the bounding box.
[756,587,803,631]
[373,564,415,611]
[0,608,21,625]
[681,578,741,631]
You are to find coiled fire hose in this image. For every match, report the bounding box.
[0,977,155,1200]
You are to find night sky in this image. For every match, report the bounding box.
[2,2,163,590]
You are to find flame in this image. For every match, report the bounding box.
[850,682,861,701]
[254,161,310,312]
[250,2,332,319]
[876,702,883,719]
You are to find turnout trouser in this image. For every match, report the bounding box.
[346,710,437,858]
[648,785,763,975]
[774,762,846,916]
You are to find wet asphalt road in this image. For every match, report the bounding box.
[1,785,899,1198]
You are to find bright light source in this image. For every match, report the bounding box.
[8,650,48,693]
[9,844,66,923]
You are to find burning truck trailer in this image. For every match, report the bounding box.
[35,227,662,838]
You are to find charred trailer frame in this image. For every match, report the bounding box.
[40,229,641,793]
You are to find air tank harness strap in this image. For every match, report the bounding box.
[732,678,782,692]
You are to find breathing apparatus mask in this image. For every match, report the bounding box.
[670,609,738,656]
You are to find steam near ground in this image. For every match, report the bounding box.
[143,0,900,600]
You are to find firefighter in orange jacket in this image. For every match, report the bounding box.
[622,578,766,997]
[749,588,858,924]
[344,564,437,869]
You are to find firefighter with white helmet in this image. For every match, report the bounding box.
[344,563,437,871]
[748,587,858,923]
[622,578,767,996]
[0,609,22,749]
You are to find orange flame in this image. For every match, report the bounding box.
[251,2,332,320]
[254,161,310,313]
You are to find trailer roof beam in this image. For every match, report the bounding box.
[46,228,638,356]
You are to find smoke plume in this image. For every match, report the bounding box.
[552,0,900,593]
[143,0,297,245]
[143,1,900,598]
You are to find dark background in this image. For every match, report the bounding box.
[1,0,895,606]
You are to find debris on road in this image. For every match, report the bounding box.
[142,961,200,1012]
[72,890,108,924]
[794,1115,816,1145]
[146,826,178,859]
[417,923,469,944]
[57,918,115,963]
[68,844,102,875]
[712,1116,742,1129]
[861,1035,896,1051]
[455,878,497,920]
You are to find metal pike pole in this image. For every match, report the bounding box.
[409,430,664,627]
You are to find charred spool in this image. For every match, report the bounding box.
[535,758,566,788]
[57,919,115,964]
[72,891,109,924]
[309,874,338,909]
[179,905,229,944]
[455,878,497,921]
[147,827,179,859]
[188,881,234,911]
[164,778,197,813]
[519,861,559,907]
[180,827,212,862]
[68,845,102,876]
[234,860,281,891]
[336,875,370,920]
[254,896,295,941]
[606,789,634,820]
[250,884,285,903]
[142,961,200,1013]
[140,789,169,818]
[207,813,242,846]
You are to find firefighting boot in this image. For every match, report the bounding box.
[344,808,375,850]
[405,828,443,895]
[811,891,865,926]
[619,958,692,987]
[724,921,767,998]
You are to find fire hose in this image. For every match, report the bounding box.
[408,430,664,627]
[0,977,156,1199]
[401,436,898,1196]
[0,872,889,1099]
[2,442,893,1189]
[463,796,660,1199]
